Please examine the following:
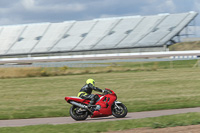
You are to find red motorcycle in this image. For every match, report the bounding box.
[65,88,128,121]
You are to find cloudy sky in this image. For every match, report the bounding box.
[0,0,200,36]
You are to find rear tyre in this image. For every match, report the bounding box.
[69,105,88,121]
[112,103,128,118]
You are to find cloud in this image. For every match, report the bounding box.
[0,0,88,25]
[155,0,176,13]
[20,0,86,12]
[0,0,199,27]
[21,0,35,9]
[0,16,23,25]
[194,0,200,12]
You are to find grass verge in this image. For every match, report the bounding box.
[1,66,200,119]
[0,59,198,78]
[1,60,200,120]
[169,41,200,51]
[1,112,200,133]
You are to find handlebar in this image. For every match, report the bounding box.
[103,88,114,95]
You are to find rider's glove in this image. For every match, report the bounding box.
[102,89,109,94]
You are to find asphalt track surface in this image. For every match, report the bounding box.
[1,107,200,127]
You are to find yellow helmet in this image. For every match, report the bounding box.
[86,78,95,86]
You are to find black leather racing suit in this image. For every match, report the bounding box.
[78,83,103,106]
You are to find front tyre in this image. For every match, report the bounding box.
[70,105,88,121]
[112,103,128,118]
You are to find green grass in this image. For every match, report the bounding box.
[1,60,200,120]
[1,112,200,133]
[0,59,197,78]
[117,59,197,68]
[169,41,200,51]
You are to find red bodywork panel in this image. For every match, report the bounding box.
[65,88,117,118]
[65,97,90,104]
[91,93,116,118]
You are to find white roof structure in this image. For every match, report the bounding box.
[0,12,198,56]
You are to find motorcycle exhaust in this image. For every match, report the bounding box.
[70,101,94,114]
[70,101,88,109]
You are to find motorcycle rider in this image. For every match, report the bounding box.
[77,78,105,109]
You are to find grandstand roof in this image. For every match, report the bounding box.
[0,11,198,56]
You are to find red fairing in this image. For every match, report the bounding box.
[65,97,90,104]
[91,93,116,118]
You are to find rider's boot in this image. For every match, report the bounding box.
[87,100,96,112]
[88,100,95,107]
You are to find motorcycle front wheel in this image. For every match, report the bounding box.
[69,105,88,121]
[112,103,128,118]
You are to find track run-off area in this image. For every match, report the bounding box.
[1,107,200,127]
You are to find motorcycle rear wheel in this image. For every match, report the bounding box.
[112,103,128,118]
[70,105,88,121]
